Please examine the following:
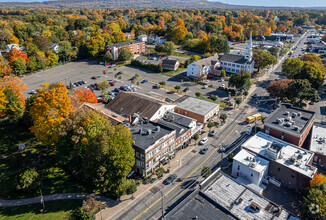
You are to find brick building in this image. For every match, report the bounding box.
[264,104,315,148]
[128,118,176,177]
[309,124,326,167]
[105,40,145,60]
[174,96,219,124]
[242,132,317,192]
[162,59,180,71]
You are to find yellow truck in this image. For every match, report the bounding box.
[246,113,262,123]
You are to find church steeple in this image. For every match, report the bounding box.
[245,33,252,61]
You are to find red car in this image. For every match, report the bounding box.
[91,76,98,79]
[109,82,115,86]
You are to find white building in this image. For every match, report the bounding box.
[309,124,326,167]
[186,54,220,78]
[154,36,166,44]
[138,34,148,42]
[232,149,269,193]
[219,34,254,74]
[6,44,21,53]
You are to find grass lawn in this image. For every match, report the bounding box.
[161,68,186,76]
[0,119,90,200]
[0,200,81,220]
[197,96,229,109]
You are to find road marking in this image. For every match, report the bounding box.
[133,124,238,220]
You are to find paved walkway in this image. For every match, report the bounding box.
[0,193,118,208]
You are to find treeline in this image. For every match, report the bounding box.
[131,59,163,73]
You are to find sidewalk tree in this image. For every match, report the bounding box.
[193,133,199,144]
[195,92,201,97]
[30,82,74,145]
[253,49,277,72]
[282,58,303,78]
[286,79,319,106]
[235,97,242,106]
[228,72,252,91]
[207,122,215,131]
[174,85,181,92]
[267,47,279,59]
[201,166,212,178]
[221,70,226,77]
[220,113,227,123]
[104,51,113,61]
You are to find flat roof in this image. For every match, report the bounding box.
[203,173,291,220]
[242,132,317,178]
[234,149,269,173]
[264,104,315,137]
[128,118,175,150]
[176,96,219,116]
[310,124,326,156]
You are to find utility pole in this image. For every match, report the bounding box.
[40,188,45,211]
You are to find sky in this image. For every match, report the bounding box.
[215,0,326,7]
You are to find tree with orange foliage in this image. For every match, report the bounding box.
[172,18,188,43]
[72,88,98,106]
[0,57,12,77]
[0,87,8,112]
[30,83,75,145]
[0,75,26,105]
[311,173,326,187]
[196,30,208,41]
[7,48,28,66]
[9,35,19,45]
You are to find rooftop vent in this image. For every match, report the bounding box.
[276,118,284,124]
[294,126,299,131]
[146,129,152,135]
[298,112,301,116]
[285,111,290,116]
[289,156,296,163]
[297,153,303,159]
[292,112,298,118]
[249,162,257,168]
[285,122,292,127]
[153,126,160,133]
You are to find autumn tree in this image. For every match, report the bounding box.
[57,108,135,197]
[86,36,105,57]
[172,19,188,43]
[97,81,109,96]
[0,57,12,77]
[266,79,291,101]
[13,58,27,75]
[9,35,19,45]
[34,35,51,52]
[46,51,59,67]
[72,88,98,106]
[253,49,277,72]
[7,48,29,66]
[30,83,74,145]
[282,58,304,78]
[311,173,326,187]
[303,177,326,219]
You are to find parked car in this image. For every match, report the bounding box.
[199,137,208,145]
[202,85,208,89]
[117,71,123,75]
[220,84,225,89]
[109,82,115,86]
[82,80,87,84]
[91,76,98,79]
[114,88,121,93]
[165,98,174,103]
[29,90,37,94]
[161,158,170,165]
[111,64,116,68]
[200,147,209,154]
[141,79,148,83]
[153,84,160,89]
[219,145,231,153]
[209,129,217,137]
[163,174,177,185]
[183,87,190,92]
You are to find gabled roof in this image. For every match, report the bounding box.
[162,59,178,65]
[106,92,173,119]
[191,54,219,68]
[220,54,251,64]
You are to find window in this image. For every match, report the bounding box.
[185,111,187,116]
[251,174,253,177]
[278,167,281,171]
[146,162,149,168]
[232,64,235,67]
[237,165,240,170]
[281,132,284,140]
[291,174,295,178]
[237,172,239,177]
[178,109,180,113]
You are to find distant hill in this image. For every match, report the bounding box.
[0,0,323,9]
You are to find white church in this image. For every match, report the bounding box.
[219,34,255,74]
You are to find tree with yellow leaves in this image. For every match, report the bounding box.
[172,18,188,43]
[30,83,74,145]
[0,56,12,77]
[9,35,19,45]
[311,173,326,187]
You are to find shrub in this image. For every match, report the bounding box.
[195,92,201,97]
[131,59,162,73]
[244,91,249,96]
[126,180,138,195]
[17,168,40,190]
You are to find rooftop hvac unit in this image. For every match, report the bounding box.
[139,128,143,134]
[298,112,301,116]
[249,162,257,168]
[276,118,281,124]
[289,156,296,163]
[291,112,298,118]
[146,129,152,135]
[294,126,299,131]
[285,111,290,116]
[285,122,292,127]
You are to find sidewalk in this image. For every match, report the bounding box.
[97,140,202,220]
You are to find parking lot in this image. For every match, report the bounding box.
[22,60,230,103]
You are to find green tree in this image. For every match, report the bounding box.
[126,180,137,195]
[253,49,277,72]
[193,133,199,144]
[286,79,319,106]
[104,51,113,61]
[27,56,38,72]
[59,41,73,62]
[46,51,59,67]
[17,168,40,190]
[220,113,227,123]
[98,81,109,96]
[119,48,133,61]
[235,97,242,106]
[268,47,280,59]
[13,58,26,75]
[282,58,303,78]
[303,181,326,220]
[3,88,24,120]
[221,70,226,77]
[228,72,252,91]
[300,62,325,90]
[207,122,215,131]
[159,81,166,86]
[57,108,135,197]
[195,92,201,97]
[201,166,212,178]
[164,41,175,55]
[174,85,181,92]
[155,43,165,53]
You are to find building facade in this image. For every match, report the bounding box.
[309,124,326,167]
[186,54,220,79]
[162,59,180,71]
[105,40,145,60]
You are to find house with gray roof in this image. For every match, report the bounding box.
[186,54,220,79]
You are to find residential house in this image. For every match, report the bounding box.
[137,34,148,42]
[174,96,219,124]
[309,124,326,167]
[263,103,315,148]
[242,132,317,192]
[219,34,254,74]
[129,118,176,177]
[50,43,60,54]
[162,59,180,71]
[6,44,21,53]
[147,34,156,44]
[186,54,220,79]
[154,36,166,44]
[124,32,133,40]
[106,92,176,121]
[105,40,145,60]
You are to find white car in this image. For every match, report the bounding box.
[199,137,208,145]
[220,84,225,89]
[202,85,208,89]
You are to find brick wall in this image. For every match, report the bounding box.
[174,107,205,124]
